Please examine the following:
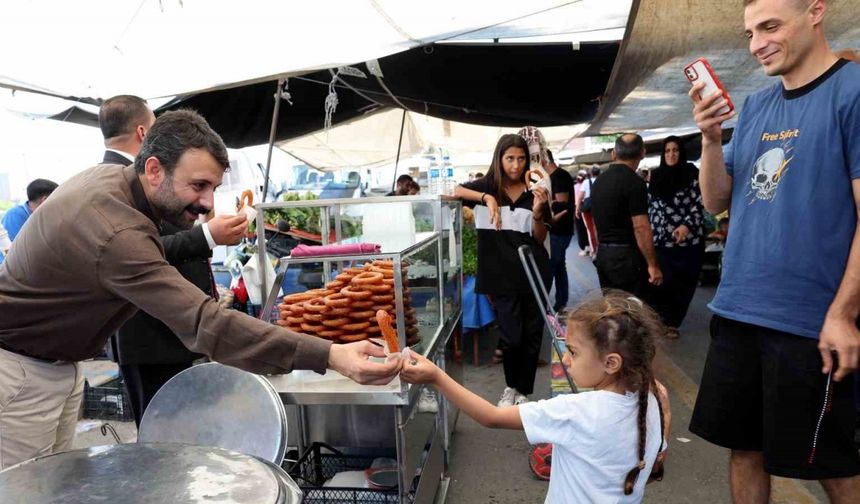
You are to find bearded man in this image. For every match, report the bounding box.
[0,109,400,469]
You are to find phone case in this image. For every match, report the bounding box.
[684,57,734,115]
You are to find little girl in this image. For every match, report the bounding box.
[401,291,670,503]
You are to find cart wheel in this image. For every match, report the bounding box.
[529,443,552,480]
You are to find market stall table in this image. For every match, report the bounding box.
[255,195,463,504]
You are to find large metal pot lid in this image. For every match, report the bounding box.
[138,362,287,465]
[0,443,301,504]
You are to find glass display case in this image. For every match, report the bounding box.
[254,195,462,405]
[252,195,462,504]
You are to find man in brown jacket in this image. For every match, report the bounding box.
[0,109,400,469]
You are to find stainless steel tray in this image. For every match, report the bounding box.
[139,362,288,464]
[0,443,300,504]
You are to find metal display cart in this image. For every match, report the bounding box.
[254,196,463,504]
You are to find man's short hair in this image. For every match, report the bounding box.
[133,109,229,176]
[99,95,151,140]
[26,179,59,202]
[614,133,645,161]
[591,166,601,176]
[743,0,809,10]
[546,149,555,164]
[396,174,414,184]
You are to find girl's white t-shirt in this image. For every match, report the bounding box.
[519,390,663,504]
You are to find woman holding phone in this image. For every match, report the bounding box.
[455,134,551,406]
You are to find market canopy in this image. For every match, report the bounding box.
[163,40,619,148]
[276,108,588,170]
[0,0,629,101]
[585,0,860,135]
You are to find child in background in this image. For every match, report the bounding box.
[708,217,729,244]
[401,291,670,503]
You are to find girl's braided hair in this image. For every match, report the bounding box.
[566,290,666,495]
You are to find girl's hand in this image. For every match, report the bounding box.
[485,194,502,230]
[399,351,441,384]
[653,379,672,466]
[532,187,549,220]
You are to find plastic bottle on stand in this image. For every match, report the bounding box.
[441,155,454,195]
[428,155,440,195]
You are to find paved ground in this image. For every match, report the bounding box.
[74,242,837,503]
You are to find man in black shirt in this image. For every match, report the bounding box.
[590,133,663,298]
[545,150,575,311]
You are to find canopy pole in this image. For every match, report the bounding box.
[262,77,285,204]
[257,78,284,309]
[390,108,407,193]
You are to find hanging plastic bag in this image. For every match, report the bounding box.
[241,251,279,305]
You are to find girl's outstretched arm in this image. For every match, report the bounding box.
[401,351,523,430]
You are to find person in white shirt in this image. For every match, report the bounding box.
[401,291,670,503]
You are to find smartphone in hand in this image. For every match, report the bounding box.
[684,57,734,115]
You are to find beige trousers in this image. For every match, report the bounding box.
[0,347,84,469]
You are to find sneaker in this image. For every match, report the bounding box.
[418,387,439,414]
[498,387,517,407]
[514,392,530,405]
[578,250,589,257]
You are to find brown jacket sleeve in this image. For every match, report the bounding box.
[97,227,331,374]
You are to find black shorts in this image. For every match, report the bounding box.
[689,315,860,480]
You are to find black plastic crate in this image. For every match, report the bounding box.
[82,378,133,422]
[287,443,402,504]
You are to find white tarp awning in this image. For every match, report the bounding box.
[277,108,587,170]
[0,0,628,100]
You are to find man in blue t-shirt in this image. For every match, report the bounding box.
[0,178,58,263]
[687,0,860,501]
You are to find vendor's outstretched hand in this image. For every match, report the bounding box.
[399,351,440,385]
[328,340,402,385]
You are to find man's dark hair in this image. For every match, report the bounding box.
[134,109,229,175]
[591,166,601,177]
[614,133,645,161]
[26,179,59,202]
[396,174,414,185]
[743,0,809,10]
[546,149,555,164]
[99,95,151,140]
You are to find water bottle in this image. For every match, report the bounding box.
[428,155,441,195]
[442,155,454,195]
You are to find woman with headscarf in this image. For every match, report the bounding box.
[647,136,705,339]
